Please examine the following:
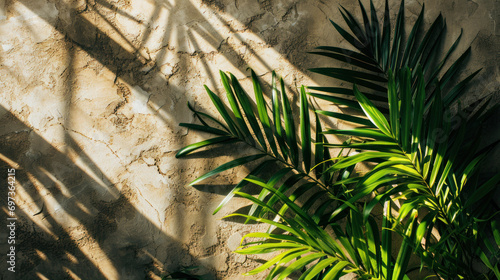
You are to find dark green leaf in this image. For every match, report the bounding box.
[308,86,387,102]
[426,29,463,90]
[390,0,405,70]
[176,136,238,158]
[416,211,436,245]
[281,78,299,165]
[272,71,289,160]
[247,167,292,219]
[187,101,229,132]
[205,85,241,137]
[382,201,392,280]
[229,74,266,149]
[436,47,471,93]
[251,69,279,156]
[307,92,362,111]
[409,14,444,70]
[323,141,401,153]
[422,88,443,179]
[330,17,367,51]
[329,151,404,171]
[316,110,374,127]
[358,0,372,52]
[309,68,387,92]
[353,85,392,136]
[309,51,382,73]
[369,1,381,62]
[387,69,399,140]
[380,0,391,70]
[393,212,417,280]
[314,46,379,65]
[300,86,312,173]
[314,110,325,178]
[400,68,412,152]
[400,4,424,68]
[213,160,274,214]
[179,123,229,136]
[323,128,393,141]
[464,173,500,208]
[411,66,425,164]
[190,154,266,185]
[443,69,481,107]
[220,70,253,142]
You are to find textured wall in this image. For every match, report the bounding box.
[0,0,498,279]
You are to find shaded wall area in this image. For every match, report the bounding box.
[0,0,498,279]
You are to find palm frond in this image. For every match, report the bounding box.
[229,178,416,280]
[316,68,500,279]
[176,70,335,218]
[309,0,476,115]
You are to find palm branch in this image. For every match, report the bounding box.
[318,67,500,279]
[175,70,339,219]
[230,178,418,280]
[308,0,482,115]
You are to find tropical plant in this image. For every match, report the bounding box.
[175,0,500,279]
[315,67,500,279]
[177,69,414,279]
[176,69,337,218]
[308,0,481,113]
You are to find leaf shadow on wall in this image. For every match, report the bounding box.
[1,0,337,279]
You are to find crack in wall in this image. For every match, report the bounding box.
[134,184,163,230]
[64,127,123,163]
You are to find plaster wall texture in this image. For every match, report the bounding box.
[0,0,498,279]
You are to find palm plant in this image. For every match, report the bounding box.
[177,70,419,279]
[318,67,500,279]
[176,69,332,213]
[175,0,500,279]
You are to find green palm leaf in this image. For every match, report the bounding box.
[189,154,266,186]
[229,180,411,280]
[311,0,480,118]
[315,67,499,279]
[175,136,237,157]
[300,86,312,173]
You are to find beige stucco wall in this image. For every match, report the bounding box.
[0,0,498,279]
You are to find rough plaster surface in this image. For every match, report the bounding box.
[0,0,498,279]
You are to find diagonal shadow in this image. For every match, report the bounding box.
[2,0,320,279]
[0,107,205,279]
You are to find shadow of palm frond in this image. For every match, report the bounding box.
[0,107,203,279]
[3,0,318,278]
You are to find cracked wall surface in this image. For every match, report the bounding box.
[0,0,498,279]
